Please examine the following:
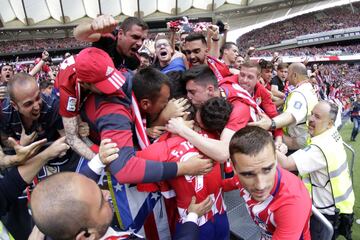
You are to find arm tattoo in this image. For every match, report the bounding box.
[62,116,96,160]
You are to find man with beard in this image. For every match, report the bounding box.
[74,16,148,71]
[276,101,354,240]
[183,33,231,81]
[0,73,81,239]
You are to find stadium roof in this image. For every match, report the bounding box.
[0,0,326,29]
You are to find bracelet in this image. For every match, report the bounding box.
[212,38,220,41]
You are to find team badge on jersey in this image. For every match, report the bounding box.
[293,101,302,110]
[66,97,77,112]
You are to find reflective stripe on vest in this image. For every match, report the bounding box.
[283,82,318,145]
[302,127,354,214]
[0,221,14,240]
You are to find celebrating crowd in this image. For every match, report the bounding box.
[0,11,357,240]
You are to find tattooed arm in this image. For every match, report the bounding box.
[62,116,96,160]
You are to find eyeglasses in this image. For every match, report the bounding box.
[155,42,170,49]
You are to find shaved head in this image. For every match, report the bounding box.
[31,172,112,240]
[289,62,307,76]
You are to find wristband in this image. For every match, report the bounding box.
[270,119,277,131]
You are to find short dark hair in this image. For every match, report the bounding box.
[182,65,218,89]
[166,71,187,99]
[220,42,237,58]
[241,61,261,76]
[185,33,207,45]
[39,80,54,90]
[120,17,148,33]
[139,52,152,61]
[132,67,170,102]
[259,59,273,70]
[200,97,232,132]
[229,126,275,159]
[0,63,12,72]
[277,63,288,71]
[8,72,36,101]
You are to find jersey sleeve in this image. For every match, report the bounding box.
[272,191,311,240]
[96,101,178,184]
[57,56,79,118]
[225,101,251,131]
[284,91,308,124]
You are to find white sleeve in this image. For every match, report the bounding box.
[88,154,106,175]
[291,145,327,175]
[185,212,199,224]
[285,91,308,124]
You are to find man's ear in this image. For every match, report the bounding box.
[140,99,151,112]
[207,84,215,97]
[10,100,18,111]
[117,29,124,40]
[75,229,96,240]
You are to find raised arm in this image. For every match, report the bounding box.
[73,15,118,42]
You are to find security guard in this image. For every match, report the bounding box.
[249,62,318,151]
[277,101,355,240]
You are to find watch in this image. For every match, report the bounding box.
[270,119,277,131]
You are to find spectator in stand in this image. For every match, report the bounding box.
[153,36,186,74]
[219,42,239,69]
[258,59,273,91]
[0,72,81,239]
[39,80,54,97]
[0,63,13,84]
[350,94,360,141]
[138,52,152,69]
[271,63,288,107]
[31,171,212,240]
[233,55,245,70]
[74,16,148,71]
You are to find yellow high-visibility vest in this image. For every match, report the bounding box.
[283,82,318,145]
[302,127,354,214]
[0,221,14,240]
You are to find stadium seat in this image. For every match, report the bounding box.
[343,142,355,183]
[224,190,261,240]
[310,205,334,240]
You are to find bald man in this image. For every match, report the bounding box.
[31,172,212,240]
[249,62,318,150]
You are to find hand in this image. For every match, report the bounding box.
[41,50,49,61]
[276,142,288,154]
[207,25,219,39]
[8,137,47,165]
[160,98,190,122]
[188,196,213,217]
[28,225,45,240]
[247,112,272,130]
[146,126,166,139]
[43,137,70,160]
[0,86,7,100]
[78,121,90,138]
[179,154,213,176]
[99,139,119,165]
[20,126,38,146]
[166,117,192,136]
[91,15,119,34]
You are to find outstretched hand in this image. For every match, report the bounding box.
[8,137,47,165]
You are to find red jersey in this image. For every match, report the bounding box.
[136,131,226,226]
[223,167,311,240]
[55,55,82,118]
[219,75,261,131]
[253,82,283,137]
